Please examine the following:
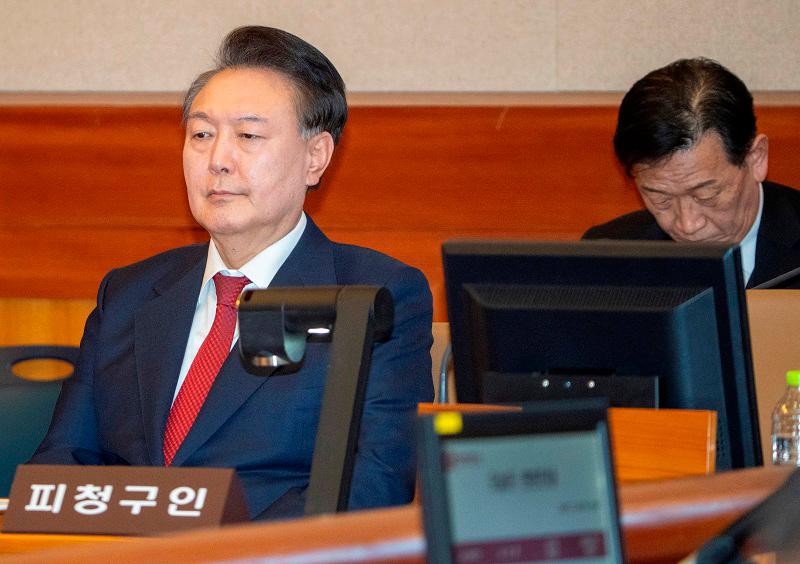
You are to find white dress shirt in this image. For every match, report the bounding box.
[171,213,307,403]
[739,183,764,287]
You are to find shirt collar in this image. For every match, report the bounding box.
[739,183,763,286]
[201,212,307,291]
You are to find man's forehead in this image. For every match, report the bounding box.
[186,111,267,124]
[188,67,298,120]
[632,133,734,190]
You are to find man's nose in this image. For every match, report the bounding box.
[209,136,235,175]
[674,198,706,236]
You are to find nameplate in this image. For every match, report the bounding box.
[3,465,248,535]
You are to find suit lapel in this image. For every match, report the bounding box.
[271,216,337,287]
[169,217,338,466]
[749,182,800,287]
[135,249,206,466]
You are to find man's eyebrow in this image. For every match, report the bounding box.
[641,179,717,194]
[186,111,211,123]
[235,115,267,123]
[686,179,717,192]
[185,113,267,125]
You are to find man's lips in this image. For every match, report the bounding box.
[207,190,243,198]
[672,233,725,243]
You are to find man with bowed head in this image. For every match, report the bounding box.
[585,57,800,288]
[31,26,434,520]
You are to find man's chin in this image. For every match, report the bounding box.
[195,217,249,239]
[669,234,734,245]
[209,225,249,239]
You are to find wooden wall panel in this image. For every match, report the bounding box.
[3,105,800,320]
[0,298,94,346]
[1,107,189,227]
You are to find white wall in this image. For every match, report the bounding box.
[1,0,798,92]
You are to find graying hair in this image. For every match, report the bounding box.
[181,26,347,146]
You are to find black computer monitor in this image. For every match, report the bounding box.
[442,240,761,470]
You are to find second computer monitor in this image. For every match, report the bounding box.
[442,240,760,470]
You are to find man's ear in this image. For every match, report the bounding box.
[747,133,769,182]
[305,132,335,187]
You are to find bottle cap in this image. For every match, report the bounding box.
[787,371,800,386]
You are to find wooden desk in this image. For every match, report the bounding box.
[419,403,717,483]
[0,527,126,557]
[0,466,791,563]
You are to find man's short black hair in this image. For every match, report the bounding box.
[183,26,348,146]
[614,57,756,176]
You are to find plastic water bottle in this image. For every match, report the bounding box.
[772,370,800,465]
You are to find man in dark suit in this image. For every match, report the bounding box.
[584,58,800,288]
[31,26,434,520]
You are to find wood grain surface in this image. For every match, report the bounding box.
[0,466,791,563]
[4,104,799,319]
[419,403,717,483]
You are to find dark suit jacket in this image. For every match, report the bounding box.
[31,217,434,520]
[583,181,800,288]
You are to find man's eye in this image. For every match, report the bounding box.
[192,131,212,140]
[695,193,719,205]
[239,133,262,140]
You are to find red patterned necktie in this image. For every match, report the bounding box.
[163,272,251,466]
